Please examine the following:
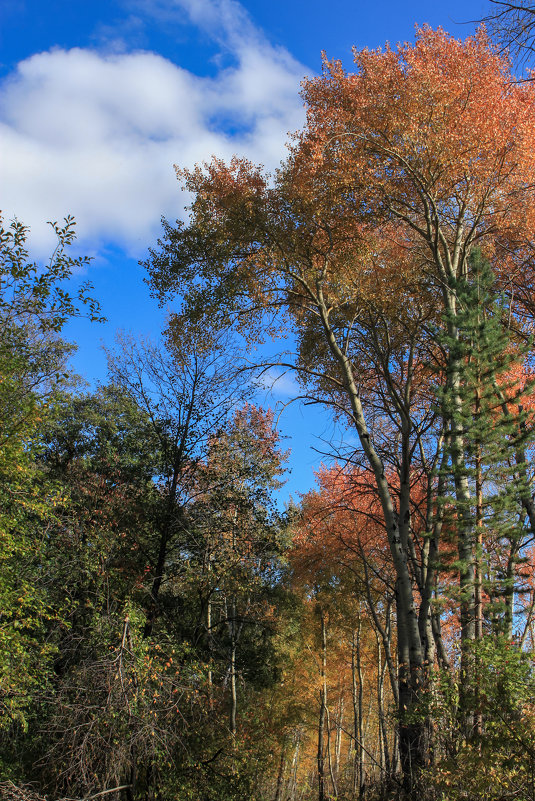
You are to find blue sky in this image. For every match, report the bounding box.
[0,0,488,500]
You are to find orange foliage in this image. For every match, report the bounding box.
[292,465,391,590]
[293,463,433,586]
[289,26,535,314]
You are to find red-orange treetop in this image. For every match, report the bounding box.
[295,26,535,300]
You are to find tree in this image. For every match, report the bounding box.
[437,252,534,623]
[0,215,102,447]
[285,465,404,799]
[186,405,289,737]
[105,331,248,639]
[144,26,535,789]
[0,216,102,770]
[428,249,535,741]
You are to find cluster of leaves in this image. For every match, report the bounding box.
[426,638,535,801]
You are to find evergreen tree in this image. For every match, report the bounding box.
[435,249,535,726]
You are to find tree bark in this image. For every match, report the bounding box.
[376,632,391,779]
[229,597,237,736]
[317,607,327,801]
[274,738,287,801]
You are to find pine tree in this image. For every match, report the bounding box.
[435,249,534,726]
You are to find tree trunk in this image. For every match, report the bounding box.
[287,731,302,801]
[376,633,391,779]
[444,285,476,730]
[274,739,287,801]
[230,597,237,736]
[317,607,327,801]
[334,692,343,782]
[474,432,484,739]
[206,589,214,711]
[351,622,365,798]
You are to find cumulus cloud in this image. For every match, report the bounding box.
[0,0,306,255]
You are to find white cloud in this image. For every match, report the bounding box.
[256,368,301,399]
[0,0,306,255]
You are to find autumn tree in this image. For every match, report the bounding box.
[31,377,291,800]
[291,466,399,798]
[186,405,289,737]
[144,26,535,789]
[0,215,294,799]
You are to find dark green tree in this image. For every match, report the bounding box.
[435,248,535,732]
